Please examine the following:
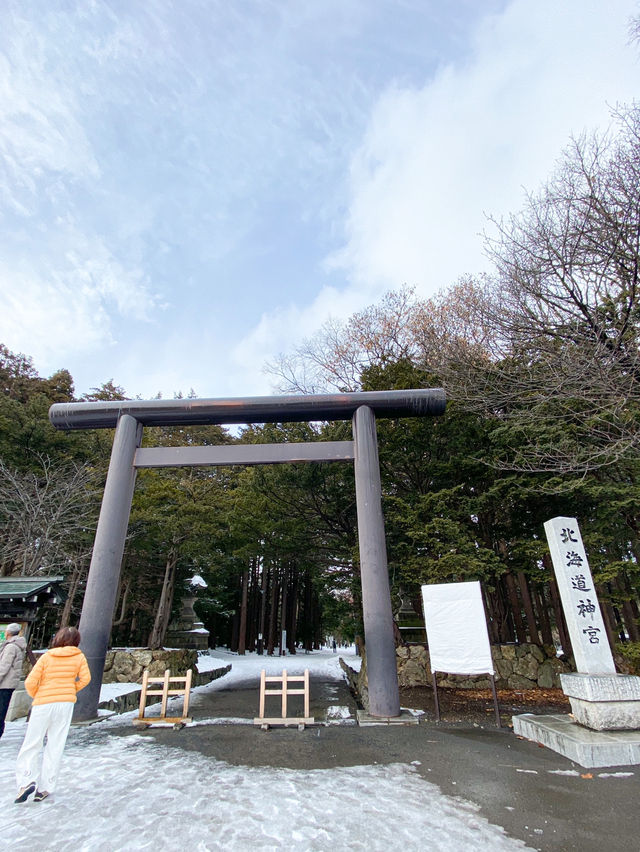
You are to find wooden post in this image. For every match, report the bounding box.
[160,669,170,718]
[281,669,288,717]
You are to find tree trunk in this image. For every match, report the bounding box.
[267,564,279,656]
[258,558,269,655]
[287,567,299,654]
[533,584,554,647]
[148,548,178,649]
[481,584,499,644]
[312,589,322,649]
[504,570,527,644]
[279,563,289,656]
[616,576,640,641]
[238,562,249,655]
[517,571,540,645]
[596,585,618,653]
[59,561,85,628]
[548,576,572,657]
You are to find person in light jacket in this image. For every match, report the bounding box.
[14,626,90,803]
[0,623,27,739]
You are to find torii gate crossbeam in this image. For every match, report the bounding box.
[49,389,446,722]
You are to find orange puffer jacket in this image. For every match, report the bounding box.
[25,646,91,705]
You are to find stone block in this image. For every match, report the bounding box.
[397,659,427,687]
[515,656,539,680]
[561,673,640,702]
[560,673,640,731]
[501,645,517,660]
[507,674,536,689]
[537,661,555,689]
[6,685,31,721]
[494,658,512,681]
[131,649,153,667]
[530,645,545,663]
[513,713,640,768]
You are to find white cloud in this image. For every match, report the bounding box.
[239,0,640,386]
[0,224,156,366]
[329,0,640,297]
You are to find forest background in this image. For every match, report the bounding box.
[2,101,640,672]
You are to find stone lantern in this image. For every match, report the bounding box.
[165,575,210,651]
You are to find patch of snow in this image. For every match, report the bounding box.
[548,769,581,776]
[99,683,140,701]
[189,574,207,588]
[598,772,634,778]
[325,705,352,720]
[196,655,229,673]
[202,647,361,687]
[0,721,532,850]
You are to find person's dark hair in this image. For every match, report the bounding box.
[51,626,81,648]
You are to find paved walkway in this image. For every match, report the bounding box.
[107,669,640,852]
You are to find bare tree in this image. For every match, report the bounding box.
[442,104,640,472]
[0,456,98,576]
[265,288,423,393]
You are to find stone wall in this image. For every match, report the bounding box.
[341,643,574,712]
[397,643,572,689]
[98,662,232,715]
[103,648,198,684]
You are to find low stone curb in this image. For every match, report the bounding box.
[98,664,232,714]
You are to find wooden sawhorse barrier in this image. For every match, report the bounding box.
[254,669,314,730]
[133,668,193,728]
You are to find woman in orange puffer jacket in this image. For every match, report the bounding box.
[14,626,91,803]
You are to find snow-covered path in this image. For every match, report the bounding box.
[1,649,530,851]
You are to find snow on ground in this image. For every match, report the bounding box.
[1,725,529,851]
[97,645,360,704]
[1,648,531,850]
[200,646,361,683]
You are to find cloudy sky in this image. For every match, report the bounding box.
[1,0,638,399]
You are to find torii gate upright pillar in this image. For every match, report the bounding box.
[353,405,400,718]
[74,414,142,721]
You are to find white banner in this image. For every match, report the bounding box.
[422,581,494,675]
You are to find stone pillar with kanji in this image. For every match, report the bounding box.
[545,516,640,731]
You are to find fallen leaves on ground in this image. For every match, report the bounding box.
[398,686,570,723]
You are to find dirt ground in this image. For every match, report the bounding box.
[398,685,571,727]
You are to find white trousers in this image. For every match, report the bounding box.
[15,702,74,793]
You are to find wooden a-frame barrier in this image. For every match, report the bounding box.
[254,669,314,729]
[133,668,193,728]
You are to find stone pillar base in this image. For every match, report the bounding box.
[560,673,640,731]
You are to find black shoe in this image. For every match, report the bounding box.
[34,790,50,802]
[14,783,36,803]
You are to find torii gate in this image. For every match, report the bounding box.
[49,389,446,721]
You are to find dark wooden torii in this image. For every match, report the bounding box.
[49,389,446,721]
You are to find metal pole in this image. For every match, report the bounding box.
[432,671,441,722]
[490,674,502,728]
[353,405,400,718]
[74,414,142,721]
